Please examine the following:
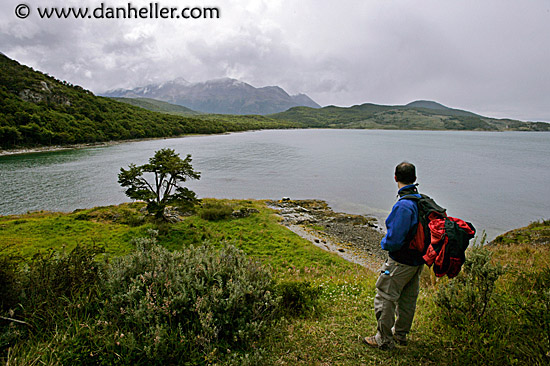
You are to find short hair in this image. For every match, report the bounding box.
[395,161,416,184]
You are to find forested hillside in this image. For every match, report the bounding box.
[270,103,550,131]
[109,97,200,115]
[0,54,297,150]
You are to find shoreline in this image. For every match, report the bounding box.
[3,127,545,157]
[0,132,235,157]
[268,199,386,271]
[0,141,115,157]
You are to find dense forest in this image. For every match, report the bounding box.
[0,54,298,150]
[109,97,200,115]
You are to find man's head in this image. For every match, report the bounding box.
[394,161,416,185]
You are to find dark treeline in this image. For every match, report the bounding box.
[0,54,298,150]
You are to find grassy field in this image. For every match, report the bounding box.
[1,201,548,365]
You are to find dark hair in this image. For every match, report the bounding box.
[395,161,416,184]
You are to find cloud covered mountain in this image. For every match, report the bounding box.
[103,78,321,115]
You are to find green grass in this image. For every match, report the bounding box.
[0,199,353,274]
[160,199,351,272]
[0,203,153,258]
[1,202,549,365]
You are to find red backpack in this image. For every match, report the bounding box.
[401,194,476,278]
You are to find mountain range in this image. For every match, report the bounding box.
[1,52,548,151]
[103,78,320,115]
[111,94,549,132]
[269,100,550,131]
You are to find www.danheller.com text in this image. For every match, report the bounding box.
[15,2,221,20]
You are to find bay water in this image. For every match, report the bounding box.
[1,129,549,240]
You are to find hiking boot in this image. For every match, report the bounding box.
[394,338,408,346]
[360,336,392,351]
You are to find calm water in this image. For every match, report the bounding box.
[1,129,549,240]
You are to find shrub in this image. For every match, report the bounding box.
[0,252,23,357]
[0,245,105,363]
[431,242,550,364]
[511,266,550,361]
[19,245,104,329]
[435,242,503,326]
[198,201,233,221]
[74,204,146,226]
[99,235,279,364]
[0,253,20,312]
[275,280,320,317]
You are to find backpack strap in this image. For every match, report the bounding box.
[400,194,447,254]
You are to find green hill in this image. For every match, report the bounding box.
[270,102,550,131]
[109,97,200,115]
[0,54,297,150]
[405,99,484,118]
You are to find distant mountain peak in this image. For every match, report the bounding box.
[103,77,320,115]
[204,77,239,84]
[170,77,191,85]
[406,100,450,110]
[405,100,482,117]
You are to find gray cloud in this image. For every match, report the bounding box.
[1,0,549,121]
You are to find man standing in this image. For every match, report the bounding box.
[363,161,425,350]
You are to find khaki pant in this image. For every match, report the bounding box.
[374,257,423,348]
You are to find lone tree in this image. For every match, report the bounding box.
[118,148,201,219]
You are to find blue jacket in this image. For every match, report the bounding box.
[381,184,423,265]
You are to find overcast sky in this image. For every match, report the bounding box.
[2,0,550,121]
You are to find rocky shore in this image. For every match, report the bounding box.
[0,142,112,156]
[0,134,232,157]
[268,199,387,271]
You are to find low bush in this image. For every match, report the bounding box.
[0,252,23,357]
[275,280,321,317]
[434,241,550,364]
[509,266,550,361]
[0,252,20,312]
[435,244,503,325]
[1,229,290,365]
[74,204,146,227]
[19,245,105,329]
[95,235,279,364]
[198,201,234,221]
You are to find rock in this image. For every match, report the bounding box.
[40,81,51,93]
[268,198,387,265]
[164,206,183,222]
[232,208,260,218]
